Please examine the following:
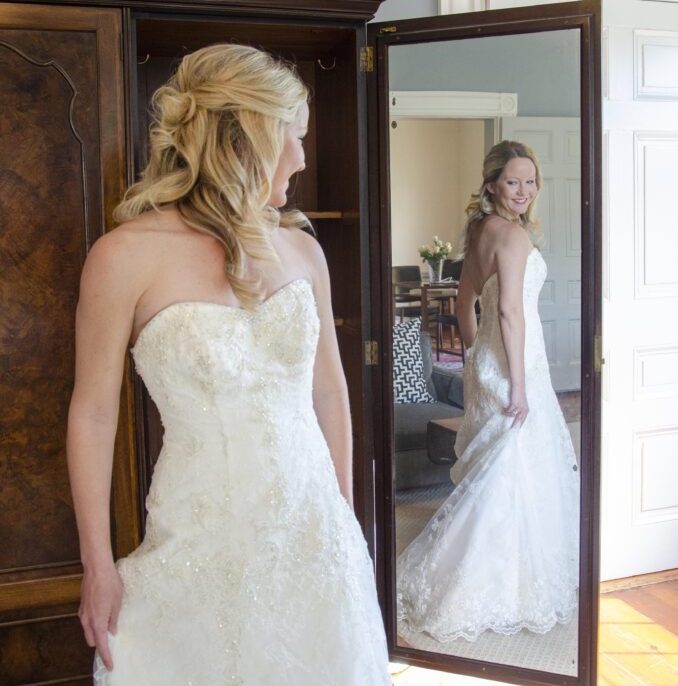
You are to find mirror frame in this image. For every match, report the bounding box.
[366,2,602,684]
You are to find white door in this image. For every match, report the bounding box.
[602,0,678,580]
[501,116,581,392]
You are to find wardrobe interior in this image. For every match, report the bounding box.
[130,14,372,525]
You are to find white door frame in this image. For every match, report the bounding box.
[389,89,517,147]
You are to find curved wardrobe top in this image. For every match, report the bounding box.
[10,0,384,22]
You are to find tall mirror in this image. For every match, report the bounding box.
[369,3,600,684]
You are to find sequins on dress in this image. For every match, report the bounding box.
[93,279,390,686]
[397,249,580,643]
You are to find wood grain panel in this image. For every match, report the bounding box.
[0,4,137,574]
[0,575,82,613]
[0,31,94,571]
[0,3,135,682]
[0,614,93,686]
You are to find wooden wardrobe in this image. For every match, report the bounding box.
[0,1,381,682]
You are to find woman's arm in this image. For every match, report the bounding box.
[455,263,479,350]
[495,224,532,427]
[67,230,144,670]
[301,233,354,508]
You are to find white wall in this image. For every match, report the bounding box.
[388,31,580,117]
[372,0,437,22]
[389,118,485,268]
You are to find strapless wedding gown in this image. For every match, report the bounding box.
[94,279,390,685]
[397,248,579,643]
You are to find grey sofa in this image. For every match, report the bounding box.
[394,333,465,490]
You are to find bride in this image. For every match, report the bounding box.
[67,44,389,684]
[397,140,579,643]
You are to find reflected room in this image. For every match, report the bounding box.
[390,29,582,675]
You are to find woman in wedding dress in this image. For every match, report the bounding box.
[67,44,390,685]
[397,140,579,644]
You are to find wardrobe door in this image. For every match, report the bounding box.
[368,3,601,684]
[0,4,138,683]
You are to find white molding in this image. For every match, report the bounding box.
[568,319,581,365]
[565,178,582,257]
[438,0,487,14]
[602,131,610,302]
[567,280,581,305]
[634,131,678,299]
[603,26,610,100]
[633,426,678,526]
[634,29,678,100]
[539,280,556,304]
[634,343,678,400]
[390,90,517,119]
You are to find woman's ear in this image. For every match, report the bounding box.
[485,182,495,196]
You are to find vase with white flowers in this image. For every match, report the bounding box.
[418,236,453,283]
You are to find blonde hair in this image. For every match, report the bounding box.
[113,43,309,308]
[456,140,543,258]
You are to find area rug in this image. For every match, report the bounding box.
[433,358,464,372]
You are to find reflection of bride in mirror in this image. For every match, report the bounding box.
[397,141,579,644]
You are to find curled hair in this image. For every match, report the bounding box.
[456,140,543,258]
[113,43,310,308]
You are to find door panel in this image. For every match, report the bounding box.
[0,4,135,682]
[601,0,678,581]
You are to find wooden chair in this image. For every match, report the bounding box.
[392,265,440,325]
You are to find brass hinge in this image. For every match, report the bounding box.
[594,334,604,374]
[360,46,374,73]
[365,340,379,366]
[380,26,397,34]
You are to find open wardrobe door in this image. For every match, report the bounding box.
[366,2,602,684]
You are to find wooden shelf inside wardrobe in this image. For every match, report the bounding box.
[304,210,343,219]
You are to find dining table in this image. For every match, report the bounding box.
[393,279,459,331]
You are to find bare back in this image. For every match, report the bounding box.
[462,214,533,299]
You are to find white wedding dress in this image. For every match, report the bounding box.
[397,248,579,643]
[94,279,390,685]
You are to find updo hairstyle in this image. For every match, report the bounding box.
[113,43,309,308]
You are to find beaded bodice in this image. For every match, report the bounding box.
[127,278,325,545]
[95,277,391,685]
[473,247,549,387]
[131,278,319,429]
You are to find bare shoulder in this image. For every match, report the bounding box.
[286,225,322,256]
[283,226,326,276]
[481,216,531,256]
[82,215,163,298]
[481,214,519,242]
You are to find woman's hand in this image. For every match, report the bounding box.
[504,385,529,428]
[79,561,123,671]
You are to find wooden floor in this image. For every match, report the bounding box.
[391,580,678,686]
[599,580,678,686]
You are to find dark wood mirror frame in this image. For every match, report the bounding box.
[366,2,602,684]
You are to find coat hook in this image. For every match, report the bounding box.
[137,53,150,65]
[317,56,336,71]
